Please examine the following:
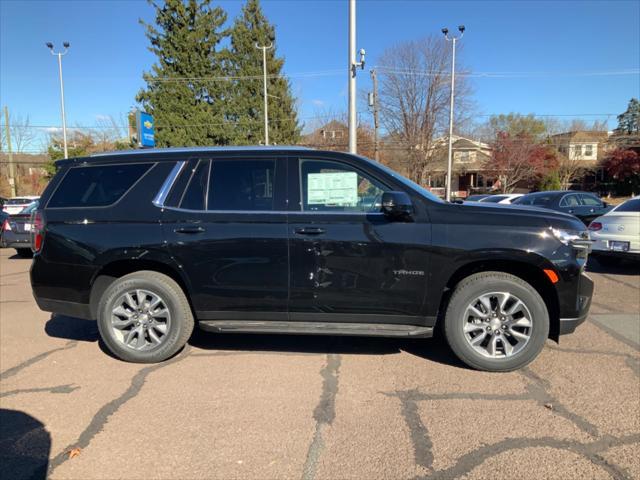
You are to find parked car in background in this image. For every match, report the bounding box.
[1,201,39,258]
[512,191,612,224]
[478,193,524,204]
[2,196,39,215]
[465,194,491,202]
[588,196,640,266]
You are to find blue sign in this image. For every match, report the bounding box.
[137,111,155,148]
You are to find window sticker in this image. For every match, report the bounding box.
[307,171,358,206]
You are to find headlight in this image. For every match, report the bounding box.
[550,228,591,250]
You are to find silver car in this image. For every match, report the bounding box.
[588,196,640,266]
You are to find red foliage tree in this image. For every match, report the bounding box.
[485,132,557,193]
[604,148,640,193]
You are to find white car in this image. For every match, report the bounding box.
[478,193,524,204]
[2,196,39,215]
[588,196,640,266]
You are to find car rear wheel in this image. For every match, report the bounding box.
[444,271,549,372]
[97,271,194,363]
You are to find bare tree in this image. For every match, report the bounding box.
[377,35,473,184]
[5,114,38,153]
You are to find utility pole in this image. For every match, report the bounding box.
[46,42,70,159]
[442,26,464,202]
[255,43,273,146]
[348,0,365,154]
[3,106,17,197]
[369,69,380,162]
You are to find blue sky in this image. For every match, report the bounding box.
[1,0,639,150]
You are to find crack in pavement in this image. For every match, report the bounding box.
[0,269,30,278]
[385,389,434,471]
[47,347,191,475]
[383,365,605,477]
[599,274,640,290]
[301,353,341,480]
[520,367,600,438]
[589,316,640,352]
[0,341,78,381]
[0,383,79,398]
[418,434,639,480]
[546,345,640,377]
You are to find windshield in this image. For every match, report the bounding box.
[19,201,39,214]
[357,156,444,203]
[614,197,640,212]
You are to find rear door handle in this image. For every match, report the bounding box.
[295,227,325,235]
[174,225,205,234]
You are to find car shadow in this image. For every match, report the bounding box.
[188,328,467,369]
[0,408,50,480]
[44,314,467,369]
[587,258,640,276]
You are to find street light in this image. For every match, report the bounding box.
[255,42,273,146]
[46,42,70,159]
[442,25,464,202]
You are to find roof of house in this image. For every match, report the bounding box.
[551,130,609,143]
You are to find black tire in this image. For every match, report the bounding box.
[97,271,194,363]
[16,248,33,258]
[444,271,549,372]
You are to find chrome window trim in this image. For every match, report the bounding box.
[152,161,186,207]
[159,204,384,216]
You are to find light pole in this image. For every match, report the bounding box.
[348,0,365,153]
[442,26,464,202]
[255,42,273,145]
[46,42,70,159]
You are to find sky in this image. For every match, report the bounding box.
[1,0,639,152]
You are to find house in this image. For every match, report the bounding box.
[550,130,610,164]
[424,135,497,197]
[300,120,348,149]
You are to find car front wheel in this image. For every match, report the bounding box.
[97,271,194,363]
[444,271,549,372]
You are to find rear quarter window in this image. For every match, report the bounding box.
[47,163,153,208]
[614,198,640,212]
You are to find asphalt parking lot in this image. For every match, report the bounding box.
[1,248,638,480]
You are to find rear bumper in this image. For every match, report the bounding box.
[0,231,30,248]
[33,296,93,320]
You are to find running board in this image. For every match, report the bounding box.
[198,320,433,338]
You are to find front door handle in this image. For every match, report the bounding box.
[174,225,205,234]
[295,227,325,235]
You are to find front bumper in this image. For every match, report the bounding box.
[557,270,593,336]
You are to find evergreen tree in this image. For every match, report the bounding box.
[615,98,640,135]
[137,0,229,147]
[226,0,300,145]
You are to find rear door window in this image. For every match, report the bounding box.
[208,159,276,211]
[179,159,210,210]
[579,194,602,207]
[48,163,153,208]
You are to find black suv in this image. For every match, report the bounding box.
[30,147,593,371]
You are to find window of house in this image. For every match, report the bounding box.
[299,159,386,213]
[573,145,582,157]
[458,151,470,162]
[584,145,593,156]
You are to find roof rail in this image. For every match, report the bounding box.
[91,145,314,157]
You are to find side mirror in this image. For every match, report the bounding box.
[381,191,413,219]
